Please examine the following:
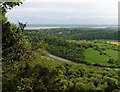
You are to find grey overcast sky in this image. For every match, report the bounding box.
[6,0,119,25]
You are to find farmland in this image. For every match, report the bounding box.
[83,40,119,67]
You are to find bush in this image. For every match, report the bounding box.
[108,59,116,64]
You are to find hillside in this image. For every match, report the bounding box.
[24,30,120,68]
[2,23,120,91]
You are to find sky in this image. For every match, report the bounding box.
[6,0,119,25]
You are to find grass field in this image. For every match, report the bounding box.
[84,48,110,65]
[83,40,119,66]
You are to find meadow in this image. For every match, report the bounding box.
[83,40,119,67]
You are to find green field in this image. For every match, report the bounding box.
[83,41,119,66]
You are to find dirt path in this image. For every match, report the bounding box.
[49,54,74,63]
[48,54,120,70]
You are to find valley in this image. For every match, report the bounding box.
[24,28,120,68]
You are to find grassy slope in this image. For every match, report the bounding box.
[84,48,109,65]
[105,49,118,60]
[84,41,119,66]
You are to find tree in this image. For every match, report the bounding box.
[18,21,27,32]
[1,1,22,24]
[1,1,33,62]
[108,59,116,64]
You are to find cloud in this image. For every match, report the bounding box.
[6,0,119,24]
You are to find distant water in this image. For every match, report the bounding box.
[25,24,118,30]
[90,27,107,29]
[25,26,61,29]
